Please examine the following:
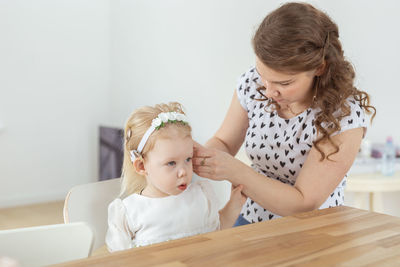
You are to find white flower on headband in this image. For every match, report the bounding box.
[169,112,178,121]
[151,117,162,128]
[158,113,169,123]
[151,112,188,130]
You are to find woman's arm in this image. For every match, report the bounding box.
[249,127,363,216]
[204,91,249,155]
[194,127,363,216]
[194,91,364,216]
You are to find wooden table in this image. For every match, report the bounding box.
[54,206,400,266]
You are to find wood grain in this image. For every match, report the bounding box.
[53,206,400,266]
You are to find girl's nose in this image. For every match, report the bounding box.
[177,167,187,178]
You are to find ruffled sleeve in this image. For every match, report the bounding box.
[197,180,220,230]
[105,198,134,252]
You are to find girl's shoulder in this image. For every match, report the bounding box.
[108,197,124,209]
[193,179,214,194]
[107,198,128,220]
[111,193,147,211]
[108,195,140,210]
[193,179,220,207]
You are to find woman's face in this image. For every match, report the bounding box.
[255,57,317,107]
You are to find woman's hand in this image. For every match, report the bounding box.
[193,141,245,183]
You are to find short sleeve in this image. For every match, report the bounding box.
[335,97,369,137]
[197,180,220,230]
[105,198,134,252]
[236,67,266,115]
[236,71,249,110]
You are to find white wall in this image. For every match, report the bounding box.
[109,0,400,145]
[1,0,399,215]
[108,0,400,216]
[0,0,111,207]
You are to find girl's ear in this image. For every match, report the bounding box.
[133,158,146,175]
[315,60,326,76]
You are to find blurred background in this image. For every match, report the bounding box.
[0,0,399,216]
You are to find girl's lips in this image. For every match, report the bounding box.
[178,184,187,190]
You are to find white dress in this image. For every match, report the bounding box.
[106,180,220,251]
[236,67,369,223]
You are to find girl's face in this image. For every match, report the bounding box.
[255,57,317,107]
[142,132,193,198]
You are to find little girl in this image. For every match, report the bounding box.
[106,102,246,251]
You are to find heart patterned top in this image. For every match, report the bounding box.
[236,67,368,223]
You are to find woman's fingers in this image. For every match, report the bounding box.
[192,145,215,178]
[193,150,211,159]
[193,142,215,158]
[193,164,213,174]
[192,157,212,167]
[193,140,203,150]
[193,146,236,181]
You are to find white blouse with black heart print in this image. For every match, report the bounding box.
[236,67,368,223]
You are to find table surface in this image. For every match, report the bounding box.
[54,206,400,266]
[346,171,400,192]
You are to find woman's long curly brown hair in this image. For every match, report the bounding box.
[253,2,376,160]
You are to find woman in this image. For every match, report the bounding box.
[193,2,375,225]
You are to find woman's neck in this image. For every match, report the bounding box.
[279,96,313,118]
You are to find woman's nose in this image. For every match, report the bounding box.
[264,83,280,98]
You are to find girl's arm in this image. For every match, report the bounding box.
[194,91,363,217]
[218,185,246,229]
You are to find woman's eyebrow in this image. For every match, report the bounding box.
[255,67,293,84]
[273,79,293,84]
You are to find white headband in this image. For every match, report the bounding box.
[129,112,189,162]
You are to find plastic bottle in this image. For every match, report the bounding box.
[381,136,396,176]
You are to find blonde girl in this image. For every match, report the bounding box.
[106,102,245,251]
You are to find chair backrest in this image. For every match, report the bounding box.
[63,178,121,252]
[0,222,93,267]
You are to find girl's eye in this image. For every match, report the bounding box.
[167,161,176,166]
[186,157,192,162]
[280,82,291,86]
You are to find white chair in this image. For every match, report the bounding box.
[63,178,121,253]
[0,222,93,267]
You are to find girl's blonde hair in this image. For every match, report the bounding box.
[120,102,192,199]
